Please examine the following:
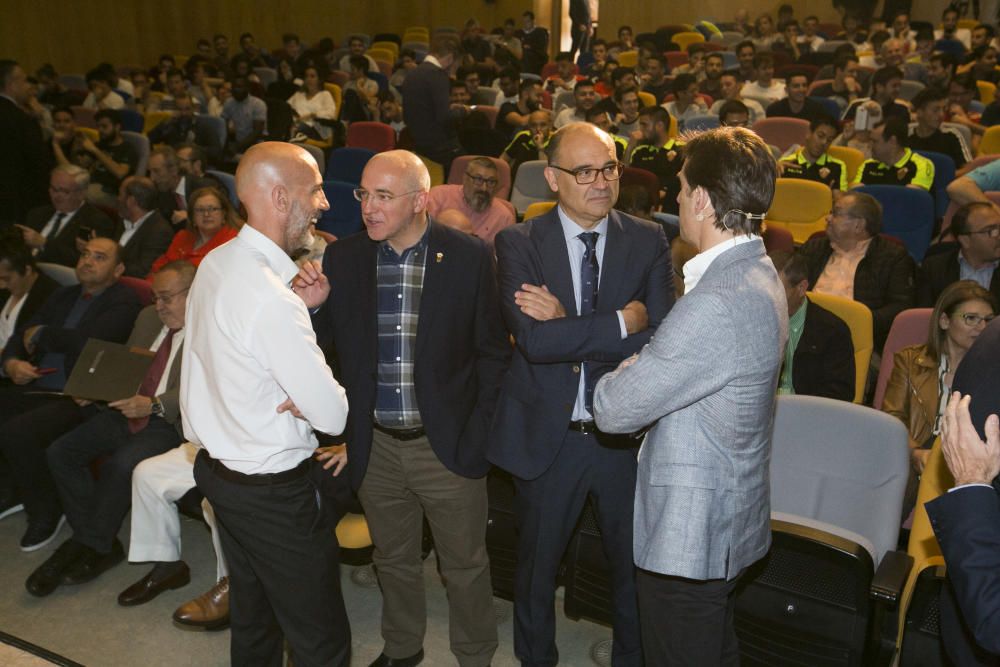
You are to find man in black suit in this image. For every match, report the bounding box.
[926,316,1000,664]
[18,165,115,267]
[770,250,855,401]
[147,146,215,230]
[0,237,141,551]
[917,202,1000,308]
[0,231,58,354]
[401,35,467,172]
[489,123,673,667]
[299,149,509,667]
[0,60,52,228]
[114,176,174,277]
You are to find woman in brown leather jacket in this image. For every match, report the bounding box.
[883,280,996,488]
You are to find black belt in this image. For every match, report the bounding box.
[197,449,311,486]
[568,420,600,435]
[373,423,426,441]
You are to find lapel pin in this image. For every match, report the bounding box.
[436,252,444,263]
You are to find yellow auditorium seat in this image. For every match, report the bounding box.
[367,48,395,66]
[637,91,656,109]
[143,111,172,135]
[418,155,445,186]
[324,83,343,120]
[806,291,873,403]
[978,125,1000,155]
[765,177,832,244]
[523,201,557,220]
[371,41,399,61]
[616,51,639,68]
[672,31,706,51]
[978,80,996,105]
[827,145,866,184]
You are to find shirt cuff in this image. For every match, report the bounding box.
[949,483,994,492]
[616,311,627,339]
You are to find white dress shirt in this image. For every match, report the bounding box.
[118,210,155,247]
[40,204,83,239]
[0,292,28,351]
[556,206,627,421]
[181,225,348,474]
[683,233,760,293]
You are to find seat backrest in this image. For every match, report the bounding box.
[672,31,705,51]
[636,91,657,109]
[58,73,88,92]
[118,109,144,134]
[37,262,80,286]
[367,48,395,66]
[119,276,153,306]
[253,67,277,87]
[827,145,866,183]
[806,291,873,403]
[906,437,952,569]
[553,89,576,112]
[941,122,973,153]
[447,156,512,200]
[418,155,445,187]
[205,170,238,206]
[475,105,499,128]
[765,178,832,244]
[318,180,363,238]
[71,105,97,129]
[523,200,557,220]
[299,143,326,176]
[809,95,841,120]
[345,121,396,152]
[751,117,810,152]
[616,51,639,68]
[807,78,834,95]
[326,147,376,185]
[143,110,172,135]
[873,308,933,409]
[510,160,556,215]
[978,125,1000,156]
[978,80,997,105]
[665,51,689,70]
[770,394,911,565]
[855,185,935,262]
[620,166,660,206]
[913,150,956,220]
[898,80,925,102]
[121,131,150,177]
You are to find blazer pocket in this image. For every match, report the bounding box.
[648,463,718,489]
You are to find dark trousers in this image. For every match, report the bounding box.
[569,23,591,59]
[636,568,742,666]
[513,429,641,667]
[47,409,182,553]
[0,386,90,523]
[194,451,351,667]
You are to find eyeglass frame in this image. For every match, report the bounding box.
[962,224,1000,239]
[957,312,996,327]
[192,206,224,216]
[548,162,625,185]
[463,172,499,188]
[151,286,190,306]
[352,188,424,205]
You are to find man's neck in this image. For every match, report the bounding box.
[802,147,823,163]
[788,97,804,112]
[831,233,870,254]
[961,247,995,270]
[884,148,906,165]
[387,214,428,254]
[915,122,937,138]
[757,79,772,88]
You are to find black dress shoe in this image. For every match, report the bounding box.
[20,515,66,552]
[368,649,424,667]
[118,562,191,606]
[61,539,125,585]
[26,539,86,597]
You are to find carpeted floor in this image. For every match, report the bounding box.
[0,510,611,666]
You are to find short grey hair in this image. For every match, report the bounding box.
[53,163,90,190]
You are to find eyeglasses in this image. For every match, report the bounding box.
[152,287,190,306]
[959,312,995,326]
[193,206,223,215]
[49,186,80,195]
[464,173,498,188]
[964,224,1000,239]
[548,162,624,185]
[352,188,422,205]
[830,208,858,219]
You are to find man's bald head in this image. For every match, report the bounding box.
[546,122,616,165]
[235,142,328,253]
[363,150,431,192]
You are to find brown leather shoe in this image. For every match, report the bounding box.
[172,577,229,630]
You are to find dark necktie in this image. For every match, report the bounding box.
[578,231,600,413]
[42,212,66,239]
[174,193,185,212]
[129,329,176,433]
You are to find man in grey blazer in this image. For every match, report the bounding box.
[594,127,788,665]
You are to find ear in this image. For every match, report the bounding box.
[271,184,289,214]
[113,261,125,280]
[412,190,429,214]
[543,166,560,193]
[795,279,809,298]
[939,311,951,331]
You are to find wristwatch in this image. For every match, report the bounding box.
[150,397,165,417]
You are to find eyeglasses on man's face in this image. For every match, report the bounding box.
[548,162,624,185]
[353,188,422,205]
[152,287,190,306]
[964,224,1000,239]
[464,173,498,188]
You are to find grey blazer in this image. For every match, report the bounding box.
[594,239,788,581]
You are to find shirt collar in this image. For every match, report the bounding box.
[891,148,913,168]
[830,234,873,257]
[379,218,430,260]
[794,148,827,165]
[175,176,186,198]
[123,209,155,230]
[557,205,608,242]
[958,251,1000,273]
[423,54,443,69]
[238,224,299,285]
[684,234,760,293]
[789,297,808,330]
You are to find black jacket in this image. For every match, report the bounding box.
[23,203,115,267]
[916,245,1000,308]
[0,96,51,225]
[791,300,855,401]
[114,211,175,278]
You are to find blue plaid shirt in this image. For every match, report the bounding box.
[374,227,429,428]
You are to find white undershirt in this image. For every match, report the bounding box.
[684,234,759,293]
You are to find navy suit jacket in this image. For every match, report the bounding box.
[313,222,510,491]
[1,281,141,379]
[488,207,673,480]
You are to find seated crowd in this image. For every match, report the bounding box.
[1,3,999,660]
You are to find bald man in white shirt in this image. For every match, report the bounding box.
[181,141,351,667]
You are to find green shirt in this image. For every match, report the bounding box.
[778,298,809,394]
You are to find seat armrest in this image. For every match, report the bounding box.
[871,550,914,604]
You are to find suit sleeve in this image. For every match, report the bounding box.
[623,225,673,356]
[927,486,1000,655]
[468,243,512,432]
[35,288,140,362]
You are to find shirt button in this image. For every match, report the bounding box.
[397,294,402,299]
[396,325,401,330]
[572,365,581,373]
[395,388,401,393]
[396,356,401,361]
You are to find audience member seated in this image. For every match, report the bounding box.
[492,19,524,70]
[844,66,910,124]
[0,237,140,551]
[946,73,988,143]
[740,53,787,108]
[918,202,1000,306]
[114,176,174,278]
[833,99,880,159]
[0,232,58,354]
[881,37,927,83]
[717,100,752,128]
[582,39,611,78]
[908,88,972,170]
[641,54,672,105]
[493,68,520,107]
[799,190,916,347]
[80,109,138,209]
[147,147,216,229]
[735,40,757,82]
[25,261,195,597]
[671,43,708,81]
[450,79,472,107]
[799,15,827,52]
[810,54,864,115]
[947,157,1000,209]
[883,280,996,516]
[927,51,957,93]
[341,56,380,123]
[775,20,803,62]
[149,187,241,277]
[373,91,405,136]
[501,109,552,176]
[751,13,783,51]
[237,32,273,68]
[147,93,201,148]
[935,6,972,48]
[460,67,501,107]
[629,106,684,214]
[698,53,726,101]
[496,79,542,140]
[778,115,849,190]
[544,51,584,95]
[50,106,87,169]
[771,249,855,400]
[554,79,599,129]
[517,10,550,75]
[18,165,115,267]
[154,69,203,113]
[585,108,628,159]
[613,86,641,139]
[221,76,267,158]
[460,19,495,66]
[853,116,935,189]
[337,36,378,74]
[662,73,708,132]
[287,65,337,142]
[710,71,765,125]
[176,143,211,183]
[425,157,515,246]
[766,71,829,123]
[82,67,124,110]
[966,45,1000,86]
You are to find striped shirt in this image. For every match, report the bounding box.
[374,226,429,428]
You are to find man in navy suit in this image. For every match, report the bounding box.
[298,149,509,667]
[489,122,673,666]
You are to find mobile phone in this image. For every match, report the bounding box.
[77,225,93,241]
[37,367,58,375]
[855,106,870,131]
